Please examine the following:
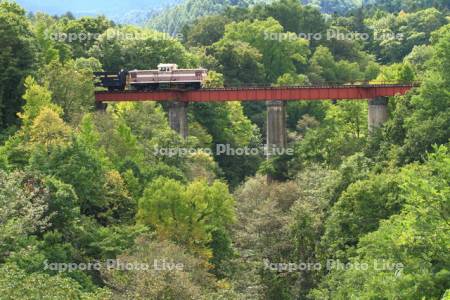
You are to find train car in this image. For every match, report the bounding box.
[94,70,128,91]
[94,64,208,91]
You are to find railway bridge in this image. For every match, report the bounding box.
[95,83,417,151]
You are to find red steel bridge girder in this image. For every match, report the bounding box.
[95,84,416,103]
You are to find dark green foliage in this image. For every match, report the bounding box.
[0,1,37,129]
[207,40,265,86]
[377,24,450,165]
[366,8,447,63]
[43,177,80,233]
[208,227,235,278]
[364,0,449,12]
[0,263,110,299]
[320,173,404,260]
[312,146,450,299]
[183,15,229,47]
[191,102,262,186]
[89,27,197,71]
[147,0,269,35]
[303,0,362,14]
[29,141,108,219]
[254,0,327,38]
[57,16,112,58]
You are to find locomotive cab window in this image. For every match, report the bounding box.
[158,64,178,72]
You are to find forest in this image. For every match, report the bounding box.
[0,0,449,299]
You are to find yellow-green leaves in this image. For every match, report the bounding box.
[18,76,62,128]
[29,107,71,149]
[137,178,235,257]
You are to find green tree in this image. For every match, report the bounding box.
[29,138,108,220]
[320,172,404,261]
[0,170,50,259]
[31,12,69,64]
[56,16,112,58]
[305,0,361,14]
[291,101,367,169]
[308,46,363,84]
[0,1,37,129]
[184,15,229,47]
[101,237,216,299]
[364,0,449,12]
[89,26,198,71]
[208,40,264,86]
[99,170,135,225]
[137,178,235,259]
[386,24,450,165]
[0,263,111,299]
[39,60,95,122]
[18,77,62,128]
[254,0,326,40]
[365,8,446,63]
[214,18,310,83]
[43,177,80,234]
[192,101,262,186]
[311,146,450,299]
[29,108,72,150]
[147,0,255,35]
[288,166,341,298]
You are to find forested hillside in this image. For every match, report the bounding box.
[0,0,449,299]
[147,0,450,34]
[147,0,273,35]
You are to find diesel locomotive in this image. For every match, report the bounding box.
[94,64,208,91]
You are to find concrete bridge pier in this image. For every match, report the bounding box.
[266,101,287,183]
[368,96,389,132]
[168,101,189,139]
[266,100,287,153]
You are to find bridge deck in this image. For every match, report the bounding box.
[95,84,417,102]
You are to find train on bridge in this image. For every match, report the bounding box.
[94,64,208,91]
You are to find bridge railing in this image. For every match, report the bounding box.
[201,81,421,91]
